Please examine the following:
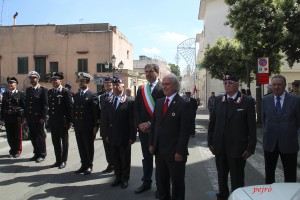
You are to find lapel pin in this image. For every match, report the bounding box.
[172,112,175,116]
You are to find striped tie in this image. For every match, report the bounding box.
[275,96,281,117]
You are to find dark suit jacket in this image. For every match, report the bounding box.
[48,87,73,128]
[98,92,112,137]
[208,92,257,157]
[134,81,164,128]
[149,94,192,160]
[25,85,48,124]
[262,92,300,153]
[73,89,99,132]
[102,94,136,146]
[1,90,26,123]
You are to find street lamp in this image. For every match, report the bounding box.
[105,55,124,76]
[118,61,124,70]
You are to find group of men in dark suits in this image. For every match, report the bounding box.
[99,64,193,199]
[208,71,300,200]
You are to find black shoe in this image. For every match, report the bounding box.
[111,179,122,187]
[101,166,113,174]
[13,154,20,158]
[74,166,86,174]
[59,162,66,169]
[29,155,38,161]
[83,167,92,175]
[121,181,128,189]
[36,157,45,163]
[155,189,159,199]
[50,162,60,168]
[135,183,151,194]
[216,193,229,200]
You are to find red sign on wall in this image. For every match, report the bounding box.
[258,73,269,84]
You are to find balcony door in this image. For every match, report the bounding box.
[35,57,46,82]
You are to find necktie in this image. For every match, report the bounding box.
[149,83,152,93]
[113,97,118,111]
[80,91,84,97]
[275,96,281,117]
[162,98,169,117]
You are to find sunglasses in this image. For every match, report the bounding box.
[223,80,235,85]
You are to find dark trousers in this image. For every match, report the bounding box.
[50,126,69,163]
[75,130,94,168]
[5,121,22,155]
[264,144,297,184]
[111,144,131,182]
[139,132,156,185]
[156,155,186,200]
[28,122,47,158]
[191,117,196,135]
[215,151,246,199]
[102,135,113,167]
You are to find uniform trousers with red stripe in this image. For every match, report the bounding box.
[5,121,22,155]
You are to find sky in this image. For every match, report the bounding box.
[1,0,203,73]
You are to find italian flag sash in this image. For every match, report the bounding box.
[141,83,155,117]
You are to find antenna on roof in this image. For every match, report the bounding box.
[0,0,5,26]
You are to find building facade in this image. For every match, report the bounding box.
[0,23,133,93]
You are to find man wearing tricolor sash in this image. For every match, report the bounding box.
[134,63,164,198]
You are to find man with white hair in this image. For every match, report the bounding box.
[25,71,49,163]
[149,73,192,200]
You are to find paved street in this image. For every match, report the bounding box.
[0,108,299,200]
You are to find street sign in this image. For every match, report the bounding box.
[258,57,269,73]
[258,73,269,84]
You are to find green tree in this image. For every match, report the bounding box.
[169,63,182,81]
[225,0,283,71]
[201,37,246,81]
[281,0,300,67]
[225,0,288,126]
